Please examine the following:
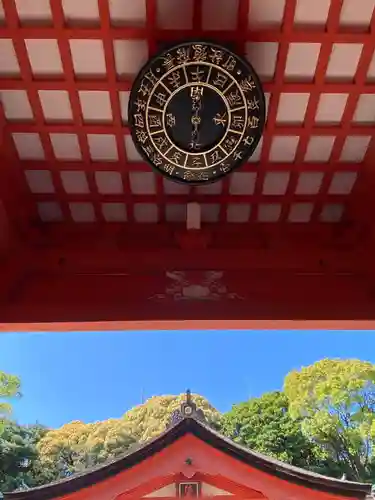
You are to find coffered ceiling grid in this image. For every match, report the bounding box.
[0,0,375,225]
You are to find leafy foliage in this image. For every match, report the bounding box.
[36,419,137,477]
[121,393,220,441]
[0,372,21,426]
[219,391,341,475]
[284,358,375,481]
[2,365,375,494]
[0,422,57,493]
[35,393,219,479]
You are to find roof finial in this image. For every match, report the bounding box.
[166,390,207,428]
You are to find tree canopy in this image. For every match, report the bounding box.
[284,358,375,481]
[1,363,375,494]
[220,392,314,464]
[219,391,342,476]
[121,393,220,441]
[36,419,137,478]
[34,393,219,480]
[0,422,55,493]
[0,371,21,425]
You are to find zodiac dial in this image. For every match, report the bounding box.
[129,41,266,185]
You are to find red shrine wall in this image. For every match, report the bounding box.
[1,225,375,329]
[52,435,360,500]
[1,270,375,326]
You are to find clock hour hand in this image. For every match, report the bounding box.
[189,86,203,151]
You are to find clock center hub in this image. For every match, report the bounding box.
[164,84,228,154]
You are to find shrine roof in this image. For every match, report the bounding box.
[4,413,372,500]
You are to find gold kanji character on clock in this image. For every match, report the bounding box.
[227,89,242,108]
[240,76,256,93]
[184,170,195,181]
[192,157,203,168]
[213,112,227,127]
[149,115,162,128]
[143,144,154,156]
[168,71,181,89]
[155,92,167,106]
[176,47,190,64]
[134,98,146,112]
[134,114,144,128]
[152,153,163,166]
[171,151,182,163]
[191,86,203,100]
[247,97,260,111]
[154,136,168,149]
[232,115,244,129]
[144,69,159,85]
[166,113,176,127]
[192,44,207,62]
[191,67,205,82]
[209,48,223,65]
[248,116,259,129]
[138,81,151,97]
[243,136,254,146]
[220,163,231,173]
[197,172,209,181]
[222,55,236,72]
[224,136,237,151]
[163,164,175,175]
[136,129,148,144]
[210,150,223,163]
[213,73,228,89]
[163,53,176,71]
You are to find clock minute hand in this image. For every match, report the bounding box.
[190,86,203,151]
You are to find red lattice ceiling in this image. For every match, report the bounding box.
[1,0,375,227]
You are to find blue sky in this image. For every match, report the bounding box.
[0,330,374,429]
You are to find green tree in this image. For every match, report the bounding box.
[0,422,58,494]
[36,393,219,479]
[0,372,21,425]
[122,393,220,441]
[37,419,137,477]
[220,391,338,474]
[284,358,375,481]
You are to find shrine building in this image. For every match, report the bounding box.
[3,398,372,500]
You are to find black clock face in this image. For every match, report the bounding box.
[128,41,266,185]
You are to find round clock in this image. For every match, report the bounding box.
[128,41,266,185]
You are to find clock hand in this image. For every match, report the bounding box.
[190,86,203,151]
